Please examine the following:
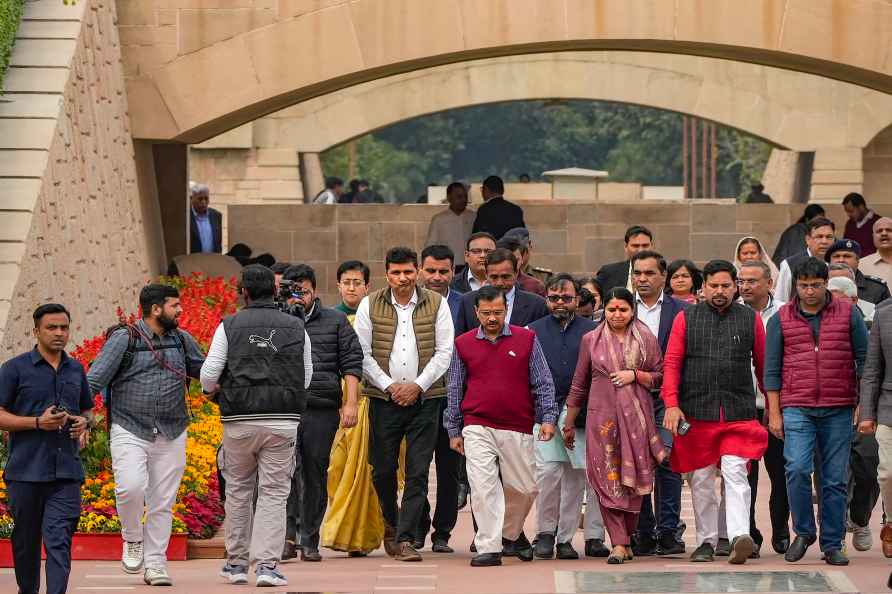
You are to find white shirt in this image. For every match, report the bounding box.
[635,292,664,338]
[354,289,454,392]
[426,208,476,267]
[775,249,812,303]
[467,268,484,292]
[505,286,518,323]
[749,294,784,409]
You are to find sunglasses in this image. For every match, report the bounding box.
[546,295,575,304]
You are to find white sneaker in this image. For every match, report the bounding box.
[121,541,143,574]
[256,566,287,587]
[219,563,248,585]
[853,525,873,551]
[143,567,172,586]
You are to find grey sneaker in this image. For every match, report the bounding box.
[853,525,873,551]
[256,565,287,587]
[121,541,143,574]
[219,563,248,585]
[143,567,172,586]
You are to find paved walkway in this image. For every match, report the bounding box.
[4,466,891,593]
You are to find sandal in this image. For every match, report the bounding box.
[607,546,626,564]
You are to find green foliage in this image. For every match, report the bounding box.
[0,0,25,92]
[320,100,774,203]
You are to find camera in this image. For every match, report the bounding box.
[275,279,306,319]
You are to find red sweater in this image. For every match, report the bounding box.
[454,327,536,434]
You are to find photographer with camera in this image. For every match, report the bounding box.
[279,264,363,563]
[0,304,94,594]
[201,265,313,587]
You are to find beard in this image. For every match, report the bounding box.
[158,313,179,332]
[552,308,571,321]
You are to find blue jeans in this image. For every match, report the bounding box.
[783,406,854,552]
[637,393,682,539]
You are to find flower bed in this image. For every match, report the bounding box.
[0,274,238,541]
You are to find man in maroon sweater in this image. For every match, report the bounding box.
[444,285,558,567]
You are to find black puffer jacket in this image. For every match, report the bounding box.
[305,299,364,409]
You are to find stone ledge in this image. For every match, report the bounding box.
[0,151,49,178]
[2,68,69,94]
[0,120,56,150]
[22,0,86,21]
[0,95,63,119]
[0,214,33,243]
[0,180,41,212]
[10,40,79,68]
[16,21,82,40]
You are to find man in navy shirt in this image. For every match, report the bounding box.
[0,304,93,594]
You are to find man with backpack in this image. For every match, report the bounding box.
[87,284,206,586]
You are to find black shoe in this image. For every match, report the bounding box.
[501,538,516,557]
[348,551,367,558]
[750,542,761,559]
[729,535,754,565]
[656,533,686,556]
[784,535,816,562]
[690,542,715,562]
[431,539,453,553]
[470,553,502,567]
[282,540,298,561]
[887,570,892,590]
[824,549,849,566]
[300,548,322,562]
[534,533,555,559]
[556,542,579,560]
[585,538,610,558]
[675,521,687,542]
[515,534,534,562]
[457,483,469,510]
[771,536,790,555]
[715,538,731,557]
[631,534,657,557]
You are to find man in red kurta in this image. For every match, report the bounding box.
[662,260,768,565]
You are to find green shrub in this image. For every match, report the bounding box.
[0,0,25,92]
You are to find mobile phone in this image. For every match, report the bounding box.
[678,419,691,436]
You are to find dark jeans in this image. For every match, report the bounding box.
[369,396,439,543]
[416,400,460,544]
[783,406,853,553]
[848,432,880,528]
[7,480,81,594]
[286,407,341,550]
[637,394,682,539]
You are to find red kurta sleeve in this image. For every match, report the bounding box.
[661,312,687,408]
[752,313,767,397]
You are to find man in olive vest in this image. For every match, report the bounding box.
[354,246,455,562]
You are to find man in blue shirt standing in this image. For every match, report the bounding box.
[0,304,94,594]
[189,182,223,254]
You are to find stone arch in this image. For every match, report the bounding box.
[127,0,892,144]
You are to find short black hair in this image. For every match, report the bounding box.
[466,231,496,251]
[33,303,70,327]
[485,248,517,272]
[475,284,506,307]
[843,192,867,208]
[337,260,370,283]
[624,225,653,244]
[251,253,275,268]
[325,176,343,190]
[702,259,738,282]
[446,182,466,196]
[603,287,635,310]
[139,284,180,317]
[270,262,291,275]
[545,273,578,294]
[806,216,835,235]
[385,246,417,270]
[283,264,317,289]
[239,264,276,300]
[666,259,703,294]
[631,250,667,274]
[577,287,596,307]
[798,203,827,224]
[482,175,504,195]
[794,256,829,281]
[577,276,602,298]
[421,244,455,266]
[496,236,527,255]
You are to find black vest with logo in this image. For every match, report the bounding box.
[218,301,307,422]
[680,302,758,422]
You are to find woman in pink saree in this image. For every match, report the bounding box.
[563,288,666,564]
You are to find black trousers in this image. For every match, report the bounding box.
[763,427,789,542]
[369,397,439,543]
[848,432,880,527]
[7,480,81,594]
[286,407,341,550]
[416,400,460,543]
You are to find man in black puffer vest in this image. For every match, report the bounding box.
[201,265,314,588]
[280,264,363,562]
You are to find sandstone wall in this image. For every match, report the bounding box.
[228,202,849,306]
[1,0,152,356]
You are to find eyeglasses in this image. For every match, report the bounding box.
[736,279,762,287]
[796,282,826,292]
[468,248,494,256]
[339,280,366,287]
[546,295,575,303]
[477,310,506,318]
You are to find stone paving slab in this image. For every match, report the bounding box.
[2,67,69,94]
[0,94,63,118]
[16,20,82,40]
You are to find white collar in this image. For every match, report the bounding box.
[856,210,876,228]
[390,289,418,307]
[635,291,664,308]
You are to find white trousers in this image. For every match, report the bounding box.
[110,424,187,570]
[690,455,750,547]
[534,456,605,542]
[464,425,538,554]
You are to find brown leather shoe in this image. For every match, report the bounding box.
[881,524,892,558]
[383,525,400,557]
[395,542,423,562]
